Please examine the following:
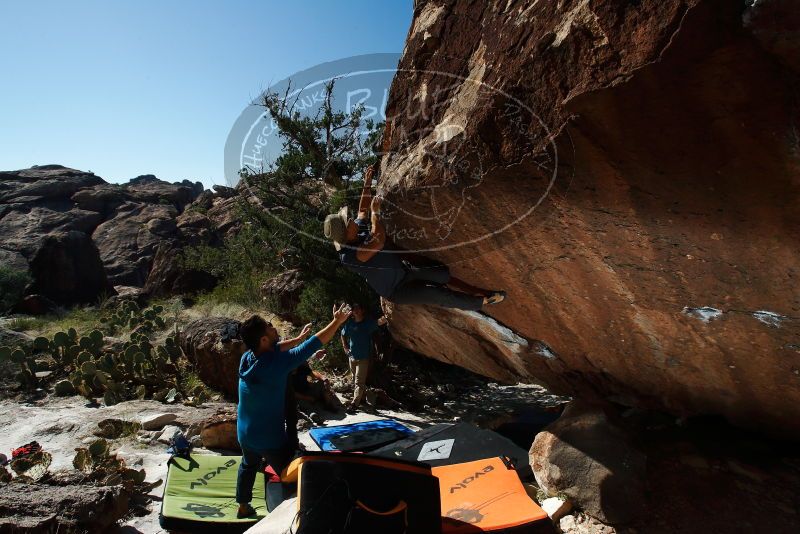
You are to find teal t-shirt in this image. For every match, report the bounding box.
[237,335,322,451]
[341,318,379,361]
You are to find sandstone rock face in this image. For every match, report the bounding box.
[92,201,179,286]
[206,195,243,238]
[380,0,800,437]
[261,269,305,323]
[530,402,646,525]
[744,0,800,72]
[28,231,111,304]
[0,165,212,306]
[143,243,218,297]
[180,317,247,399]
[0,165,105,204]
[11,294,59,316]
[124,174,204,211]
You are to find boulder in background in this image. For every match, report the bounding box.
[179,317,246,399]
[530,402,646,525]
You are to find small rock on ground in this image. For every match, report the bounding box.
[542,496,573,522]
[559,513,617,534]
[156,425,182,444]
[0,482,129,532]
[141,412,178,430]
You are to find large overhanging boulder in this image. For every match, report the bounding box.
[379,0,800,437]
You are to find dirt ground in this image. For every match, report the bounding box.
[0,369,565,533]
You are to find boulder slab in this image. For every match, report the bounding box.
[27,230,112,304]
[157,425,182,444]
[91,201,179,286]
[143,243,217,297]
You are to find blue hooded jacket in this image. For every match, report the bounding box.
[237,335,322,451]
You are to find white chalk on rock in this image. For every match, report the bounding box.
[541,496,573,522]
[141,413,178,431]
[461,310,529,352]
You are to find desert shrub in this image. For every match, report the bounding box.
[6,316,48,332]
[183,224,276,308]
[0,266,32,312]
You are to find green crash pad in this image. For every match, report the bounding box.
[160,454,266,532]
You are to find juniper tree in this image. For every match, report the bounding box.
[186,79,383,336]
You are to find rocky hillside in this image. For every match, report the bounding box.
[0,165,236,309]
[379,0,800,437]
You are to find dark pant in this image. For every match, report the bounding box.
[236,445,294,504]
[285,377,299,450]
[390,263,483,311]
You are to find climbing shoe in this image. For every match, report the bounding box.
[237,503,257,518]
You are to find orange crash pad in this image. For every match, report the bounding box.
[433,457,552,533]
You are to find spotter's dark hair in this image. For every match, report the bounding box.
[240,315,269,352]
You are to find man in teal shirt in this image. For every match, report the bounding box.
[340,303,387,413]
[235,303,351,518]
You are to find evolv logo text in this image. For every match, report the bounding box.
[449,464,494,493]
[190,459,237,489]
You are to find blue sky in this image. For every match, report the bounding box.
[0,0,412,188]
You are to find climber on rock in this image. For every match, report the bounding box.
[323,164,505,310]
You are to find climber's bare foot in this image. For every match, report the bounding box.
[483,291,506,306]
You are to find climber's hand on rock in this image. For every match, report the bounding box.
[371,195,383,214]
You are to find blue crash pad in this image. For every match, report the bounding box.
[309,419,414,452]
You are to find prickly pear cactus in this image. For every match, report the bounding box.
[73,438,160,492]
[33,336,49,351]
[11,301,210,407]
[10,451,52,481]
[54,379,76,396]
[3,346,40,388]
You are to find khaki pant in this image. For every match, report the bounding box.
[349,358,369,406]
